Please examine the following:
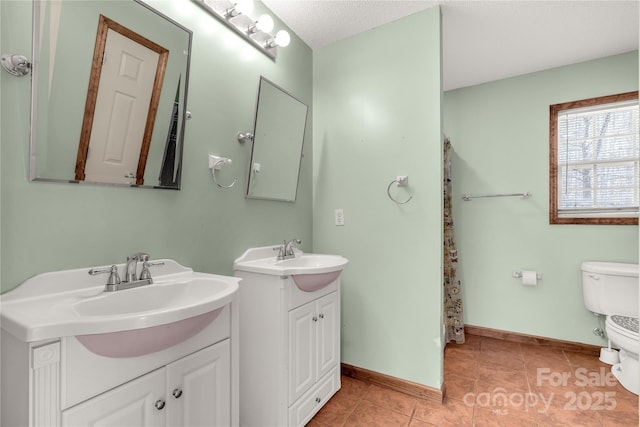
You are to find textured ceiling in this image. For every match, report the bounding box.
[261,0,639,90]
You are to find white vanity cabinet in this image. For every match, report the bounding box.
[62,340,230,427]
[234,269,341,427]
[0,260,240,427]
[1,307,236,427]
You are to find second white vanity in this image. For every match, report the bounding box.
[234,245,348,427]
[0,259,240,427]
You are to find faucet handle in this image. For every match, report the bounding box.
[273,243,286,260]
[107,265,121,285]
[286,239,301,255]
[139,259,164,282]
[88,265,121,285]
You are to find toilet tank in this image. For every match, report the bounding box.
[581,261,639,317]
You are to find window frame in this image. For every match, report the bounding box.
[549,91,639,225]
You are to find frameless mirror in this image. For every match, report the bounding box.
[30,0,192,189]
[246,77,308,201]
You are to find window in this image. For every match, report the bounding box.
[549,91,639,225]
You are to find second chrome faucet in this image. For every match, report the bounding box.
[275,239,301,260]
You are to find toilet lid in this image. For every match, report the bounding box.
[609,315,639,337]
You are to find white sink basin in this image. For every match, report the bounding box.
[234,247,348,292]
[72,277,230,317]
[0,260,239,343]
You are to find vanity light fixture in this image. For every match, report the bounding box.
[248,14,274,34]
[267,30,291,48]
[223,0,253,19]
[192,0,290,60]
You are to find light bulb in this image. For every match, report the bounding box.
[255,14,274,33]
[274,30,290,47]
[234,0,254,15]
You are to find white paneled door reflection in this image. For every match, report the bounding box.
[84,29,158,185]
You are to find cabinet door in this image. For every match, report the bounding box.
[62,368,165,427]
[288,301,316,404]
[316,292,339,380]
[166,339,231,427]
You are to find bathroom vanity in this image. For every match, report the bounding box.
[0,260,240,427]
[234,246,348,426]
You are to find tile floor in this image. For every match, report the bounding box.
[307,334,639,426]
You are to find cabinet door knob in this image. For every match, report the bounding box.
[172,388,183,398]
[312,316,318,322]
[154,399,166,410]
[319,313,324,319]
[315,397,321,403]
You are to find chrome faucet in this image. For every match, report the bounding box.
[124,252,148,282]
[285,239,301,257]
[88,252,164,292]
[275,239,301,260]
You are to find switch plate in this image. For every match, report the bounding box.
[334,209,344,226]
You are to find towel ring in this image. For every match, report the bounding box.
[211,159,237,189]
[387,179,413,204]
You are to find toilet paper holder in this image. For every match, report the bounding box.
[512,271,543,280]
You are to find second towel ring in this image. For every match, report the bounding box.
[387,176,413,204]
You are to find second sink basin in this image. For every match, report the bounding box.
[275,254,348,272]
[234,246,348,292]
[234,251,348,276]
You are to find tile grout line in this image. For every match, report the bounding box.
[339,383,370,427]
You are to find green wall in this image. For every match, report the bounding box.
[443,51,639,346]
[0,0,313,292]
[313,7,443,389]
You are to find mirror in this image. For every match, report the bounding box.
[246,77,308,201]
[30,0,192,189]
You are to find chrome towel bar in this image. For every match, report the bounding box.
[462,192,531,201]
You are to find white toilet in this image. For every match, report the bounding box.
[581,261,639,395]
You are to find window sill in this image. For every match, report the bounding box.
[550,216,638,225]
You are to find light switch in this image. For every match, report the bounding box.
[334,209,344,226]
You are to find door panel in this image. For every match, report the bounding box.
[316,292,339,379]
[166,340,231,427]
[288,302,316,404]
[62,369,165,427]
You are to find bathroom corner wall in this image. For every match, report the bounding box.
[0,0,313,292]
[313,8,443,388]
[443,51,639,346]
